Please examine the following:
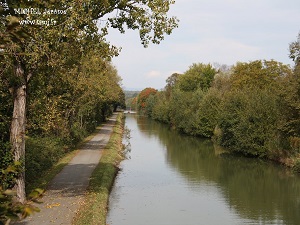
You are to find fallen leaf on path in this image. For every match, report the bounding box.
[46,203,61,208]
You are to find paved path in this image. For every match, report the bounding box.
[17,113,118,225]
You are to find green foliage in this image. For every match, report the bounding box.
[230,60,291,90]
[211,60,297,158]
[195,88,222,137]
[25,137,67,186]
[165,73,181,98]
[1,0,178,50]
[0,77,14,190]
[0,188,26,225]
[0,161,21,191]
[288,137,300,155]
[178,63,217,91]
[216,89,280,157]
[0,78,12,143]
[151,92,171,124]
[0,163,43,225]
[144,58,300,163]
[289,33,300,63]
[145,94,156,117]
[293,159,300,173]
[147,64,219,137]
[130,97,138,111]
[279,39,300,145]
[169,88,202,134]
[0,0,177,214]
[166,87,221,137]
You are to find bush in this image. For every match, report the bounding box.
[289,137,300,153]
[195,88,222,137]
[151,93,171,124]
[70,121,88,145]
[169,88,202,135]
[25,137,66,186]
[0,143,16,190]
[217,88,280,157]
[293,160,300,173]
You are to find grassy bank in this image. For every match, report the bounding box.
[73,113,125,225]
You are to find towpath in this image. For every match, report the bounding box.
[17,113,117,225]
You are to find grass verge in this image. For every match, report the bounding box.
[72,112,125,225]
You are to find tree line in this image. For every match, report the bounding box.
[0,0,178,222]
[132,33,300,171]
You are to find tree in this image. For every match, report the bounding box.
[1,0,178,203]
[215,60,293,157]
[177,63,217,92]
[165,72,181,99]
[230,60,292,91]
[278,32,300,154]
[216,88,280,157]
[137,87,157,113]
[168,88,203,134]
[151,91,171,124]
[289,32,300,67]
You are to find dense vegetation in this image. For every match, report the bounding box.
[133,34,300,169]
[0,22,125,225]
[0,27,125,178]
[0,0,178,222]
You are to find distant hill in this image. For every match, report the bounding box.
[124,90,140,100]
[124,90,140,109]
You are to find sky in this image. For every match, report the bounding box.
[105,0,300,91]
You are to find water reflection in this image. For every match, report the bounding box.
[108,115,300,225]
[135,115,300,224]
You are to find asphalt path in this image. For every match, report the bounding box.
[16,113,117,225]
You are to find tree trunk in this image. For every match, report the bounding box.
[10,61,27,203]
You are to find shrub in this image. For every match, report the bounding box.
[293,160,300,173]
[25,137,66,186]
[0,143,19,191]
[217,88,280,157]
[195,88,222,137]
[151,93,171,124]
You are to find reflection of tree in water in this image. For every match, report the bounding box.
[135,115,168,138]
[135,115,300,225]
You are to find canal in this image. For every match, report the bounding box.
[106,114,300,225]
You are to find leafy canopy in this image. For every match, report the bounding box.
[0,0,179,50]
[177,63,217,92]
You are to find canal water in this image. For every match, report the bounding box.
[106,115,300,225]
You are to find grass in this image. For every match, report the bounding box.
[72,113,124,225]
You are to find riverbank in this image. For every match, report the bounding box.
[132,59,300,174]
[73,113,125,225]
[271,152,300,172]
